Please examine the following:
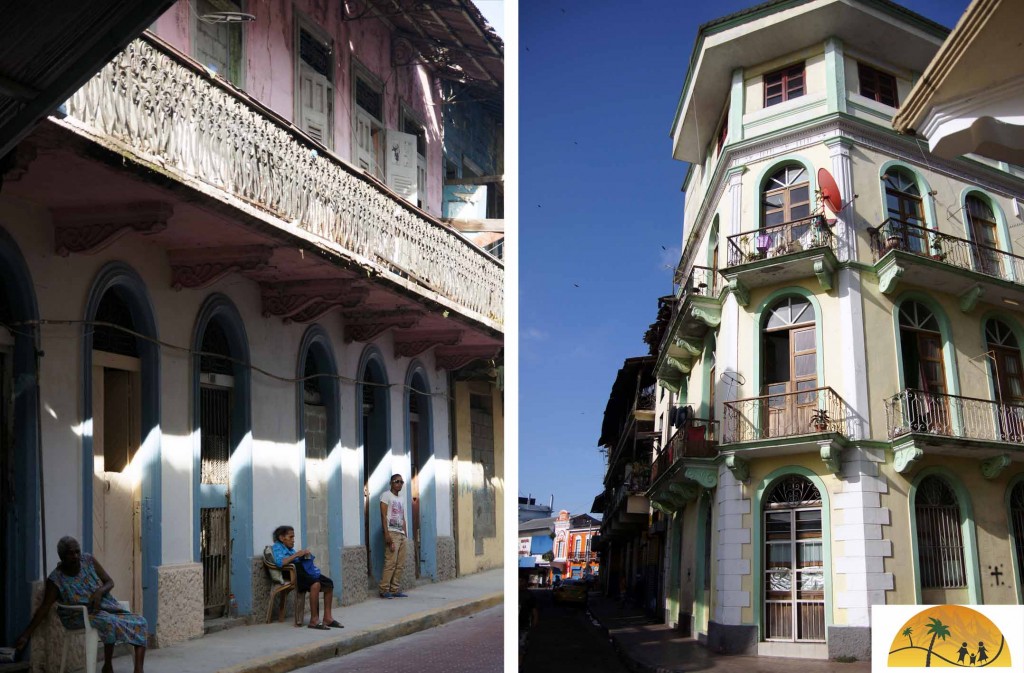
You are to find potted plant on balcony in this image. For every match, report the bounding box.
[930,237,947,261]
[809,408,830,432]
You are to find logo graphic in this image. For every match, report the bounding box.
[887,605,1010,668]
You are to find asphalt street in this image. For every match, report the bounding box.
[521,588,630,672]
[289,604,503,673]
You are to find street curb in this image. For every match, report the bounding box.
[215,592,503,673]
[588,602,680,673]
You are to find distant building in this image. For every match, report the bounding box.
[519,494,554,523]
[551,510,602,582]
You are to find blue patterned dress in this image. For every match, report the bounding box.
[47,554,148,646]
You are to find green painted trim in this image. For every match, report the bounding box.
[730,68,745,144]
[752,286,826,402]
[877,159,939,232]
[976,312,1024,406]
[693,491,713,634]
[700,331,716,420]
[1005,474,1024,604]
[707,217,720,272]
[752,466,833,643]
[890,290,964,400]
[959,188,1018,283]
[743,95,827,133]
[824,37,846,115]
[907,467,983,604]
[847,99,895,122]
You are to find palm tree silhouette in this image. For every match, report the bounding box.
[925,617,951,667]
[902,627,914,647]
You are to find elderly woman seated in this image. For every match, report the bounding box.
[15,536,147,673]
[271,525,342,630]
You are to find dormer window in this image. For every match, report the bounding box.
[764,64,804,107]
[858,63,898,108]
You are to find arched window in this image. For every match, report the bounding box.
[898,301,949,432]
[915,476,966,589]
[1011,483,1024,591]
[762,297,816,437]
[986,320,1024,441]
[762,166,810,235]
[574,536,582,554]
[763,475,824,642]
[883,169,927,254]
[966,195,1002,276]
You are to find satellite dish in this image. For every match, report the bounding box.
[817,168,843,214]
[720,371,745,386]
[200,11,256,23]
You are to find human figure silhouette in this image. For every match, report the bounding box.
[978,642,988,664]
[970,653,977,666]
[957,642,969,664]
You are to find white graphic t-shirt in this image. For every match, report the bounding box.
[380,490,406,534]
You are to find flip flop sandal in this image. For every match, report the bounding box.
[325,620,344,628]
[308,623,330,630]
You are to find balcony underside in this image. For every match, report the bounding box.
[4,121,501,363]
[722,248,837,305]
[890,433,1024,477]
[874,251,1023,312]
[649,457,717,514]
[718,433,849,480]
[656,296,719,392]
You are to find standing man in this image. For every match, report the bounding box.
[379,473,410,598]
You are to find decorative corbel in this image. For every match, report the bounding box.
[669,482,700,503]
[727,278,749,307]
[433,344,502,371]
[958,285,984,313]
[684,466,718,489]
[980,454,1011,480]
[666,355,694,375]
[818,439,842,475]
[658,377,681,395]
[53,202,172,256]
[877,261,905,295]
[393,329,463,359]
[813,259,834,292]
[262,279,369,323]
[723,454,749,482]
[892,441,923,474]
[675,336,704,356]
[691,303,722,328]
[651,499,673,515]
[170,245,274,290]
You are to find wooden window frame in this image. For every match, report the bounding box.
[858,62,899,108]
[763,64,805,108]
[762,167,810,228]
[293,13,334,148]
[352,59,386,179]
[192,0,247,88]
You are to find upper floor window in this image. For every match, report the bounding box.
[354,68,385,180]
[986,320,1024,411]
[715,111,729,155]
[763,166,810,227]
[401,110,428,209]
[966,194,1003,275]
[295,20,334,148]
[883,169,923,226]
[194,0,245,87]
[898,301,947,395]
[764,64,804,108]
[858,63,898,108]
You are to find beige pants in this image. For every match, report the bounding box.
[379,531,407,593]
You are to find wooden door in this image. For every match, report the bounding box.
[762,325,816,437]
[299,64,332,147]
[968,197,1002,276]
[199,384,231,617]
[992,345,1024,440]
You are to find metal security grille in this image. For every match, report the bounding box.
[915,476,966,589]
[200,386,230,484]
[1012,484,1024,584]
[200,507,230,616]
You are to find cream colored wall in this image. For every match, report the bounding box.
[742,49,827,142]
[842,53,914,127]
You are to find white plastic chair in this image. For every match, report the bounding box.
[55,601,130,673]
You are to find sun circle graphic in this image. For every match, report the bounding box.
[888,605,1011,667]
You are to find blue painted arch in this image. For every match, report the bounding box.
[404,361,436,579]
[296,325,343,582]
[0,225,40,646]
[81,262,161,633]
[356,345,392,584]
[190,294,253,615]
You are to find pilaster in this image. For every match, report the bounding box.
[729,69,745,144]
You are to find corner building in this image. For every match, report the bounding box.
[643,0,1024,661]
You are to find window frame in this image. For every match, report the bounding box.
[293,13,335,148]
[763,64,805,108]
[352,59,386,180]
[858,62,899,108]
[400,102,429,210]
[914,475,967,589]
[191,0,247,88]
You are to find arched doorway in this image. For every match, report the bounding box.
[762,475,825,642]
[406,367,435,579]
[192,295,251,618]
[359,351,390,587]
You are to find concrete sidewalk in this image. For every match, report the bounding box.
[129,570,501,673]
[587,594,871,673]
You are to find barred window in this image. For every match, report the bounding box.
[915,476,966,588]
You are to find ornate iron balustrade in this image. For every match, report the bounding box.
[722,386,849,444]
[869,218,1024,285]
[64,37,503,324]
[680,265,720,299]
[726,215,834,267]
[884,389,1024,443]
[568,551,599,562]
[651,419,719,482]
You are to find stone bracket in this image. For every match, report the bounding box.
[344,309,424,343]
[169,245,274,290]
[727,278,749,307]
[669,482,700,503]
[877,260,905,295]
[53,202,172,256]
[892,441,924,474]
[692,303,722,327]
[658,376,682,395]
[723,454,749,482]
[675,336,704,356]
[958,285,984,313]
[666,355,694,375]
[393,329,463,359]
[818,439,842,474]
[813,259,835,292]
[433,344,502,371]
[980,453,1011,480]
[684,466,718,489]
[262,279,369,324]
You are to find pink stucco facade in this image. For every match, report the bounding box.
[151,0,443,214]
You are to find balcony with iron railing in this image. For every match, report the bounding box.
[61,36,503,328]
[568,551,599,563]
[722,215,839,301]
[654,266,722,392]
[867,218,1024,309]
[648,419,719,513]
[719,387,852,479]
[884,388,1024,475]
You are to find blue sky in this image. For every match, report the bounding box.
[519,0,970,518]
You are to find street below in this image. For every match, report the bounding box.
[290,605,503,673]
[521,588,630,672]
